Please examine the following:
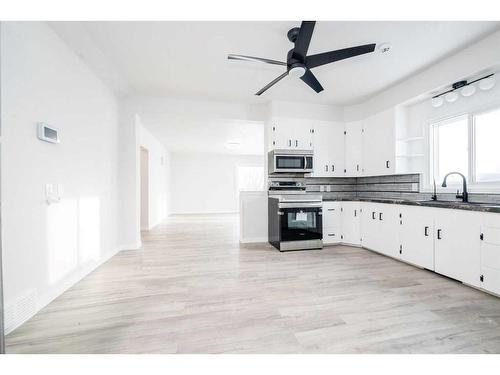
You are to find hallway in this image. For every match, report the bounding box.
[6,214,500,353]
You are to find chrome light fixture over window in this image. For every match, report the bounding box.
[430,73,495,107]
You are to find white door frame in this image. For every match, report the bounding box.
[140,146,150,231]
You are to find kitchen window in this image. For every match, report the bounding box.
[429,106,500,189]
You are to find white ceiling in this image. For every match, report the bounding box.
[140,114,264,155]
[54,21,500,105]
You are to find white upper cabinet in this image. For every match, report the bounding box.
[361,108,396,176]
[267,105,417,177]
[268,117,314,151]
[311,120,345,177]
[344,121,363,177]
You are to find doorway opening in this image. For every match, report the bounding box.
[140,146,149,231]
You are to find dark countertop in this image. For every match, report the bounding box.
[322,197,500,213]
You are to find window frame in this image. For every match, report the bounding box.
[426,103,500,193]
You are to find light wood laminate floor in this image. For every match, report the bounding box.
[6,214,500,353]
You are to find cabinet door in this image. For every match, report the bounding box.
[344,121,363,176]
[399,205,435,270]
[376,204,400,258]
[341,202,361,245]
[292,119,314,150]
[480,225,500,295]
[361,109,396,176]
[323,202,341,244]
[311,121,344,177]
[434,209,481,287]
[270,119,293,149]
[361,203,379,250]
[311,121,332,177]
[329,121,345,177]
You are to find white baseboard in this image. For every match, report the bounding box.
[170,211,239,215]
[240,237,268,244]
[5,246,121,335]
[115,241,142,251]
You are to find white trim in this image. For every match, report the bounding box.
[239,237,268,244]
[424,102,500,193]
[115,241,142,251]
[169,211,239,215]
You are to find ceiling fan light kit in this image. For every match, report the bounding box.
[228,21,377,96]
[430,73,495,107]
[289,65,307,78]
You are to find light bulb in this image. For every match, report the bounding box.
[289,66,306,78]
[444,91,459,103]
[431,96,444,107]
[479,76,495,91]
[460,84,476,97]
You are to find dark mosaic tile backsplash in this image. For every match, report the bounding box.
[306,174,500,204]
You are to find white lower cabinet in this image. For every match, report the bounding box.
[398,205,435,270]
[434,209,481,288]
[322,202,341,244]
[341,202,361,246]
[360,203,399,257]
[479,217,500,295]
[360,202,378,250]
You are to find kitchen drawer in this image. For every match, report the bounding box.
[323,226,341,245]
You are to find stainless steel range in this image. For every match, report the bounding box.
[268,178,323,252]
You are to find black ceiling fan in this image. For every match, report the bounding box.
[228,21,377,96]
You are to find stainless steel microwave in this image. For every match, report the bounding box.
[268,149,314,174]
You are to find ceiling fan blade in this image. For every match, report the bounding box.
[228,54,287,66]
[300,69,324,93]
[305,43,376,69]
[255,71,289,96]
[292,21,316,60]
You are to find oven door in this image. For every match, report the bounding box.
[279,206,322,242]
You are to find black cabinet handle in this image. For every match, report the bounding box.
[424,226,429,237]
[379,212,383,221]
[332,165,334,172]
[437,229,442,240]
[386,160,390,169]
[356,164,360,172]
[325,165,328,172]
[372,212,376,220]
[354,209,357,217]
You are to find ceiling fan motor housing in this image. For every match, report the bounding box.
[287,27,301,43]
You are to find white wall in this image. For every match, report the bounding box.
[170,153,264,214]
[0,22,120,333]
[269,100,344,121]
[138,122,170,229]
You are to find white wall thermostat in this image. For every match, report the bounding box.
[37,122,60,144]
